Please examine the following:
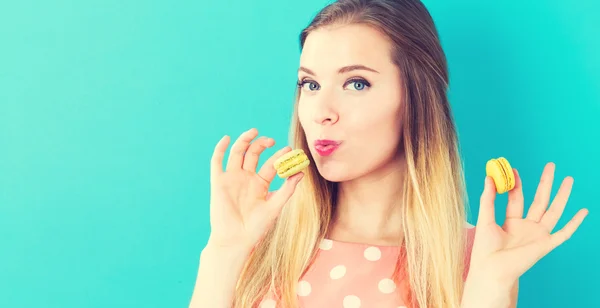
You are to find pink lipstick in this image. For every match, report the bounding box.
[314,139,341,156]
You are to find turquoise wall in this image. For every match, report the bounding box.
[0,0,597,307]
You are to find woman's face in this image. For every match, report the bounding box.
[297,23,404,182]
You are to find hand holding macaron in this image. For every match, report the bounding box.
[465,159,589,293]
[207,128,308,251]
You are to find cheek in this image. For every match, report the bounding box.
[346,104,401,135]
[346,104,403,162]
[358,113,402,164]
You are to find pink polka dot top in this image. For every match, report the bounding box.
[258,226,476,308]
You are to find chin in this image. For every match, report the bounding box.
[319,173,348,183]
[314,163,356,182]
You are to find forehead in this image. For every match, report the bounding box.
[299,23,394,73]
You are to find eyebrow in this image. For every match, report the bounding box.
[298,65,379,76]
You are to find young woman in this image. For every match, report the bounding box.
[190,0,588,307]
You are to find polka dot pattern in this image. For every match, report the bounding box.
[343,295,361,308]
[256,226,476,308]
[378,278,397,294]
[330,265,347,279]
[297,280,311,296]
[363,246,382,261]
[259,298,276,308]
[319,239,333,250]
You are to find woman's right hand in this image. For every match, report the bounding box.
[206,128,304,252]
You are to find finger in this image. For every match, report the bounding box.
[540,176,574,232]
[526,162,555,222]
[509,207,587,277]
[226,128,259,171]
[210,135,230,178]
[267,172,304,212]
[242,137,275,172]
[477,176,497,226]
[547,208,588,252]
[506,168,524,219]
[257,146,292,183]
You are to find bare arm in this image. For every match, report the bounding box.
[188,244,250,308]
[460,277,518,308]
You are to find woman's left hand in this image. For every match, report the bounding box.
[468,162,589,286]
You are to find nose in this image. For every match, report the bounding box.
[312,91,339,126]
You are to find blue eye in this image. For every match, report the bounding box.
[352,81,366,90]
[345,78,371,91]
[297,80,320,91]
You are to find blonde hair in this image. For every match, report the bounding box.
[233,0,470,307]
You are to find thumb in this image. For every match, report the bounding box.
[266,172,304,213]
[478,176,497,226]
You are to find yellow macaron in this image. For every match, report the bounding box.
[273,149,310,178]
[486,157,515,194]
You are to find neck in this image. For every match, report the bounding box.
[329,154,407,246]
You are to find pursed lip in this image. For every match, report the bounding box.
[313,139,341,156]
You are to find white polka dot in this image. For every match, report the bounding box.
[297,280,311,296]
[259,298,276,308]
[319,239,333,250]
[343,295,361,308]
[330,265,346,279]
[378,278,397,294]
[363,246,382,261]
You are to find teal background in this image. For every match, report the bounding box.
[0,0,598,307]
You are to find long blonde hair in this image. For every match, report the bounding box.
[233,0,469,307]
